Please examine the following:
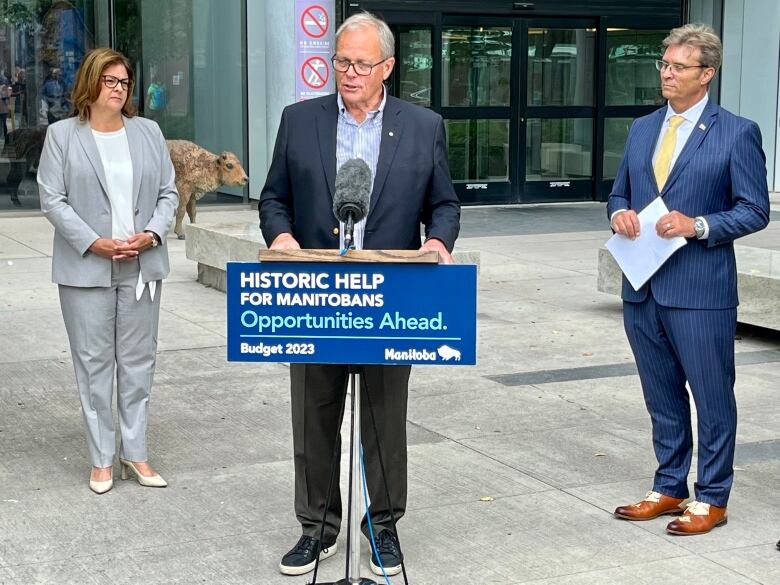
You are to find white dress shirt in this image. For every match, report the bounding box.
[652,94,709,172]
[335,86,387,250]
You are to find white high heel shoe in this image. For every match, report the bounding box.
[119,459,168,488]
[89,468,113,494]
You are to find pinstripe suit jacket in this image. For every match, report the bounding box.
[607,101,770,309]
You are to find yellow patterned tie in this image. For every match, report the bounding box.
[653,115,685,191]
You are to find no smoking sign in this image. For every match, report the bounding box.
[300,4,329,38]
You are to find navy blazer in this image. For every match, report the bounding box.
[607,101,770,309]
[259,94,460,251]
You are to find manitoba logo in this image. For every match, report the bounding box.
[384,345,462,362]
[384,348,436,361]
[436,344,461,361]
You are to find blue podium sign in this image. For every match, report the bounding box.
[227,261,477,365]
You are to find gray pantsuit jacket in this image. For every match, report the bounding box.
[38,115,178,286]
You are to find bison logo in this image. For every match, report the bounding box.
[437,345,461,361]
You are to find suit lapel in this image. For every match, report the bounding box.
[75,121,110,198]
[369,98,403,215]
[316,96,338,199]
[661,100,718,195]
[123,117,144,205]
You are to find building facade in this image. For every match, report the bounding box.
[0,0,776,214]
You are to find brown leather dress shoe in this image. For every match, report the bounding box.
[614,491,686,520]
[666,501,727,535]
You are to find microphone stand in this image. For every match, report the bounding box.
[321,366,376,585]
[322,211,376,584]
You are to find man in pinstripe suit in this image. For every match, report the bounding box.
[608,24,769,535]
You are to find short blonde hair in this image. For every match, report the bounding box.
[663,23,722,70]
[71,48,136,121]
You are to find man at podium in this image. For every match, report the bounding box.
[259,11,460,578]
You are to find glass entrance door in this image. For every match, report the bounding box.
[390,15,598,204]
[383,11,669,205]
[440,20,513,204]
[520,19,597,202]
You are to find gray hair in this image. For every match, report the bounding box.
[336,11,395,59]
[663,23,722,70]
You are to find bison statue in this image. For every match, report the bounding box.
[166,140,248,239]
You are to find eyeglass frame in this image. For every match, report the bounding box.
[101,75,131,90]
[654,60,709,73]
[331,55,390,76]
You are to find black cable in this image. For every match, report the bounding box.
[363,370,410,585]
[310,371,350,584]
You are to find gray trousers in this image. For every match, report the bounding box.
[290,363,411,544]
[58,259,161,468]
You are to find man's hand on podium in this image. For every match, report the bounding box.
[270,233,301,250]
[421,237,454,264]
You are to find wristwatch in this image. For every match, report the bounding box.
[693,217,706,239]
[145,231,159,248]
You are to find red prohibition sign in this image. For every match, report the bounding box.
[301,5,329,39]
[301,56,329,89]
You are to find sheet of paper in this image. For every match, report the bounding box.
[605,197,687,291]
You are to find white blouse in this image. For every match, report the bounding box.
[92,127,156,301]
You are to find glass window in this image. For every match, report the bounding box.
[397,28,431,107]
[115,0,246,201]
[603,117,633,179]
[442,27,511,107]
[606,29,665,106]
[0,1,97,211]
[445,119,509,182]
[526,118,593,180]
[527,28,595,106]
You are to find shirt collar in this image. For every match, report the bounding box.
[337,85,387,123]
[665,93,709,125]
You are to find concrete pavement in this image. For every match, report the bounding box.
[1,201,779,584]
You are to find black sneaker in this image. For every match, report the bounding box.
[368,529,403,576]
[279,535,337,576]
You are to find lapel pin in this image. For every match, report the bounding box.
[388,131,394,137]
[698,123,706,130]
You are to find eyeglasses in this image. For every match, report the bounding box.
[331,56,389,76]
[654,60,707,73]
[101,75,130,90]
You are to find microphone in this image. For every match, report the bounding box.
[332,158,371,249]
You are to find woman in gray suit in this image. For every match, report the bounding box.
[38,48,178,494]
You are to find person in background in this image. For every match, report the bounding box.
[146,74,168,122]
[37,48,178,494]
[11,68,27,128]
[41,67,68,124]
[0,77,10,140]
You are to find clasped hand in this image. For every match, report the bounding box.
[89,233,155,260]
